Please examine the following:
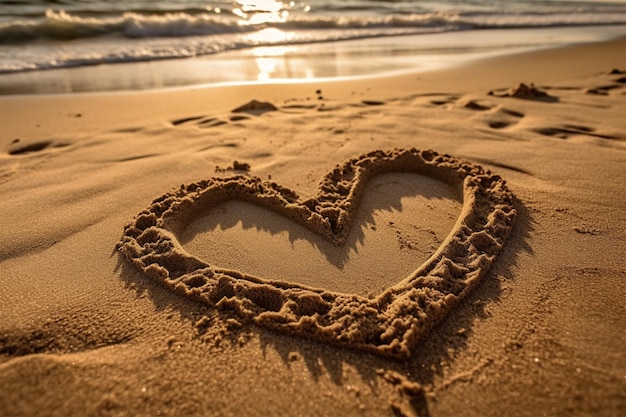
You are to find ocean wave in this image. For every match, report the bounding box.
[0,10,464,43]
[1,5,626,75]
[0,9,250,42]
[0,25,438,74]
[2,8,626,44]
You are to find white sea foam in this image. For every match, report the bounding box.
[2,8,626,43]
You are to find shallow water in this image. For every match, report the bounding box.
[2,0,626,75]
[1,25,624,95]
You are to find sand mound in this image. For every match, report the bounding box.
[215,160,251,173]
[490,82,556,101]
[118,148,516,359]
[231,100,278,115]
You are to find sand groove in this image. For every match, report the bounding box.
[118,148,516,359]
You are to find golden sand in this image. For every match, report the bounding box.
[1,37,625,417]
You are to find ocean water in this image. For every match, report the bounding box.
[1,0,626,93]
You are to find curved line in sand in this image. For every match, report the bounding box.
[118,148,516,359]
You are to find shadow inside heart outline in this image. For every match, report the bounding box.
[177,173,462,293]
[118,148,516,359]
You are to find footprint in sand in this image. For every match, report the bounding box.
[611,68,626,84]
[8,141,52,155]
[229,114,251,122]
[171,98,388,129]
[456,98,525,130]
[584,68,626,95]
[533,124,615,140]
[171,100,279,128]
[483,108,526,130]
[118,149,516,359]
[172,115,229,128]
[583,84,622,95]
[462,100,495,111]
[428,95,461,108]
[171,115,205,126]
[7,139,69,156]
[409,94,526,131]
[361,100,386,106]
[198,118,228,128]
[281,103,318,112]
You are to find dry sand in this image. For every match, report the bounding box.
[1,37,625,417]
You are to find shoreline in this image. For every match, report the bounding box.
[3,34,626,136]
[1,34,625,417]
[1,24,624,96]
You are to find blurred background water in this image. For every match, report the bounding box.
[1,0,625,93]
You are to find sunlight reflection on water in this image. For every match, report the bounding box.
[234,0,298,25]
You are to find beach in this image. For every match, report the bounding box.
[1,32,626,417]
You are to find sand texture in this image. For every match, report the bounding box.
[118,149,515,359]
[1,37,626,417]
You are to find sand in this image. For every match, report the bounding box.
[1,37,626,417]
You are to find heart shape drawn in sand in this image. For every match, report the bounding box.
[118,149,515,359]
